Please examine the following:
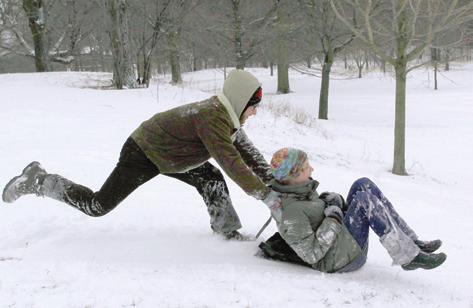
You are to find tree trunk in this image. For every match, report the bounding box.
[445,49,450,71]
[168,31,182,84]
[392,62,408,175]
[276,7,289,94]
[431,47,440,90]
[97,35,107,72]
[137,54,144,84]
[23,0,50,72]
[318,55,333,120]
[193,56,198,72]
[277,62,289,93]
[142,29,160,87]
[106,0,137,89]
[232,0,245,69]
[143,57,152,87]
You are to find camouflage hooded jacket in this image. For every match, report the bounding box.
[131,70,271,199]
[272,179,362,273]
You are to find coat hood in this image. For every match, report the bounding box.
[218,70,261,121]
[270,178,320,202]
[271,178,319,195]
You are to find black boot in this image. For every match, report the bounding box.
[414,239,442,253]
[401,251,447,271]
[2,162,47,203]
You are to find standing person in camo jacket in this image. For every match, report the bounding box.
[2,70,281,240]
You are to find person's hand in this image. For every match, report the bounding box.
[324,205,344,224]
[320,192,347,212]
[263,189,282,222]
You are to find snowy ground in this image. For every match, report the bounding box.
[0,65,472,307]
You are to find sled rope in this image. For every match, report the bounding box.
[255,215,272,239]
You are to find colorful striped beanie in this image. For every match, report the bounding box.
[270,148,308,182]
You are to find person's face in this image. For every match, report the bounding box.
[240,105,258,125]
[289,159,314,184]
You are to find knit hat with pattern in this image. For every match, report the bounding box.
[270,148,308,182]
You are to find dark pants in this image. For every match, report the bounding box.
[341,177,419,268]
[344,177,417,249]
[41,138,241,233]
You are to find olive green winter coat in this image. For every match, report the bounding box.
[272,179,362,273]
[131,70,270,199]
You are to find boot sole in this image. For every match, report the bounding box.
[2,161,42,203]
[402,253,447,271]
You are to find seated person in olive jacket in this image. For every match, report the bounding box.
[258,148,447,272]
[2,70,281,240]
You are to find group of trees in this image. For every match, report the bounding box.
[1,0,473,175]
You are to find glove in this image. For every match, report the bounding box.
[319,192,347,212]
[263,189,282,222]
[324,205,344,224]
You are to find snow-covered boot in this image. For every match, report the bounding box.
[37,174,106,216]
[414,239,442,253]
[401,251,447,271]
[223,230,253,241]
[2,161,47,203]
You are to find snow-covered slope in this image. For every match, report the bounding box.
[1,66,472,307]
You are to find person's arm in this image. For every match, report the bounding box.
[233,129,273,184]
[196,114,269,200]
[280,211,342,266]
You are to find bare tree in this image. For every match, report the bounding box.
[204,0,278,70]
[350,41,368,78]
[275,0,289,92]
[22,0,50,71]
[0,1,14,67]
[130,0,173,87]
[298,0,355,120]
[163,1,196,84]
[0,0,97,72]
[429,19,472,89]
[106,0,137,89]
[274,0,303,93]
[331,0,473,175]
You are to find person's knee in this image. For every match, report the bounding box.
[84,199,112,217]
[353,177,373,187]
[207,165,225,181]
[86,211,107,217]
[353,191,370,203]
[200,165,227,191]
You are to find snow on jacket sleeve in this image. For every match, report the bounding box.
[196,111,269,200]
[281,211,342,266]
[233,129,273,184]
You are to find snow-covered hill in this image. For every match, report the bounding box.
[1,66,472,307]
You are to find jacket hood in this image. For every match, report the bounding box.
[220,70,261,119]
[270,178,319,197]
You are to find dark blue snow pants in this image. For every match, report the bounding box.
[339,177,418,271]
